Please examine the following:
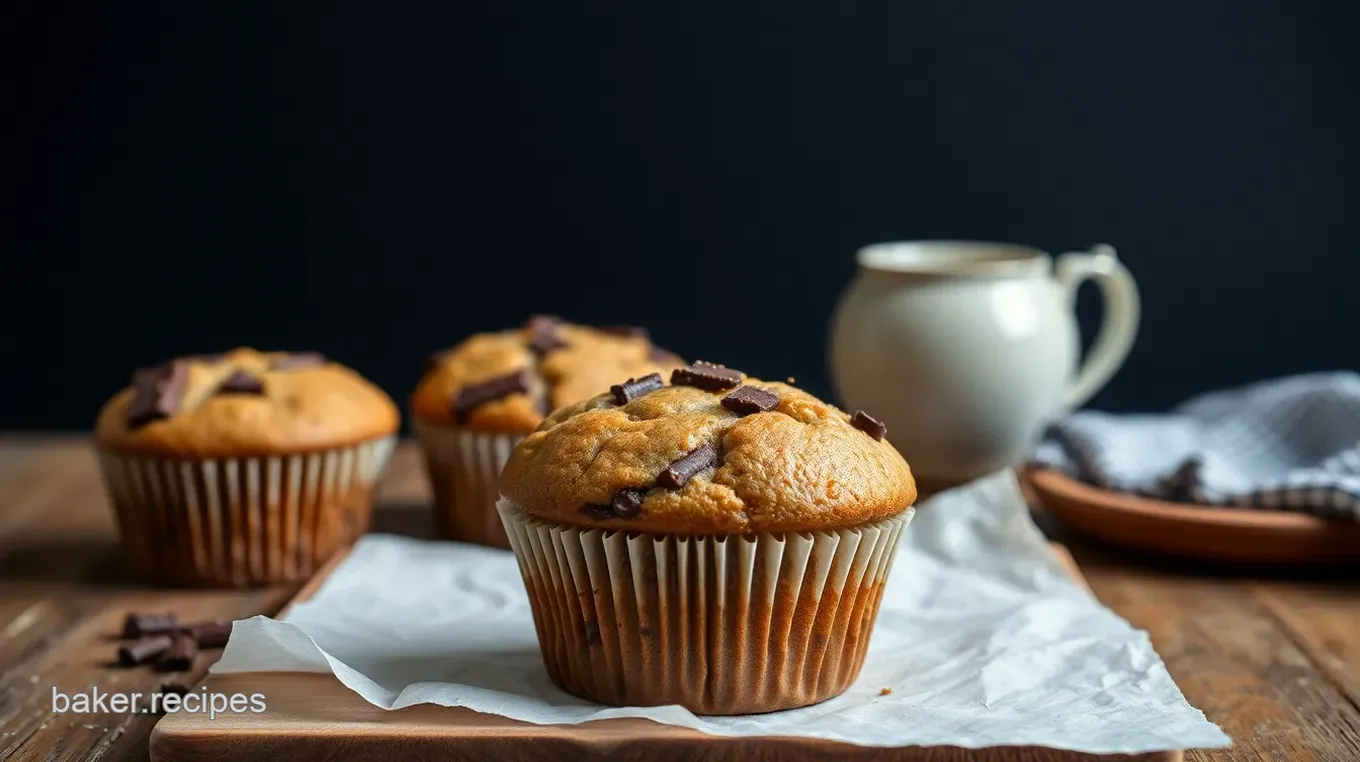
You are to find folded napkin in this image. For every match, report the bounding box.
[1033,372,1360,522]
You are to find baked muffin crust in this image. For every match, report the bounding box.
[411,320,683,434]
[500,368,916,534]
[95,348,399,458]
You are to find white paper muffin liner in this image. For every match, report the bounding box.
[96,436,396,588]
[414,421,523,548]
[498,498,914,715]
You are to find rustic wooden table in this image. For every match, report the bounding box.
[1,436,1357,761]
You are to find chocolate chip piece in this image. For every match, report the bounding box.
[851,410,887,441]
[184,620,232,648]
[670,361,741,391]
[656,444,720,489]
[270,352,326,371]
[610,488,646,518]
[118,636,173,666]
[122,612,179,638]
[528,317,568,356]
[580,487,648,521]
[157,634,198,672]
[126,362,190,429]
[452,369,532,423]
[598,325,649,340]
[579,503,616,521]
[610,373,664,405]
[216,369,265,395]
[722,386,779,415]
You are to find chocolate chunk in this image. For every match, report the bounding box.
[216,369,265,395]
[527,314,568,355]
[598,325,649,340]
[126,361,190,429]
[580,488,648,521]
[648,346,683,365]
[851,410,887,441]
[610,373,664,405]
[579,503,616,521]
[656,444,719,489]
[158,634,198,672]
[528,326,568,356]
[122,612,178,638]
[610,488,646,518]
[269,352,326,371]
[452,369,532,423]
[184,620,232,648]
[670,361,741,391]
[118,636,173,666]
[722,385,779,415]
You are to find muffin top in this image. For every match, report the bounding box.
[95,348,400,458]
[499,361,916,534]
[410,316,684,434]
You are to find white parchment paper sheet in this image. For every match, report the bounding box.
[213,471,1229,753]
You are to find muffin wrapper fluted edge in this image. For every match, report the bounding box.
[414,421,523,549]
[497,498,914,715]
[96,436,396,588]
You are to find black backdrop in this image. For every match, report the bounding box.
[10,2,1358,430]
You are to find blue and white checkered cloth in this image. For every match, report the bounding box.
[1033,373,1360,522]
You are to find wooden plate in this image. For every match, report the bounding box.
[1024,468,1360,564]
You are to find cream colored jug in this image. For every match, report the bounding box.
[830,241,1139,488]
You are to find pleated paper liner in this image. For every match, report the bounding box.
[498,498,914,715]
[96,436,396,588]
[414,421,523,548]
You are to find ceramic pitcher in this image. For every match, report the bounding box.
[829,241,1139,488]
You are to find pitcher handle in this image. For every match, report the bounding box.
[1054,243,1141,409]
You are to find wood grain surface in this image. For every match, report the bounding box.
[1,437,1358,761]
[150,545,1181,762]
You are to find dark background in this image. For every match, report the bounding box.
[9,2,1358,430]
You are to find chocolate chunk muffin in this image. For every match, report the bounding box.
[498,361,916,715]
[411,316,683,548]
[94,348,399,588]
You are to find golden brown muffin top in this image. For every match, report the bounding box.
[499,362,916,535]
[410,317,684,434]
[95,348,400,458]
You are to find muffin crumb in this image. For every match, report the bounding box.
[879,687,893,696]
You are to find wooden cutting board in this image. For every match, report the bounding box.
[149,544,1182,762]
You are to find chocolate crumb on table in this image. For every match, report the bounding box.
[185,620,232,648]
[122,612,178,638]
[157,634,198,672]
[118,636,172,666]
